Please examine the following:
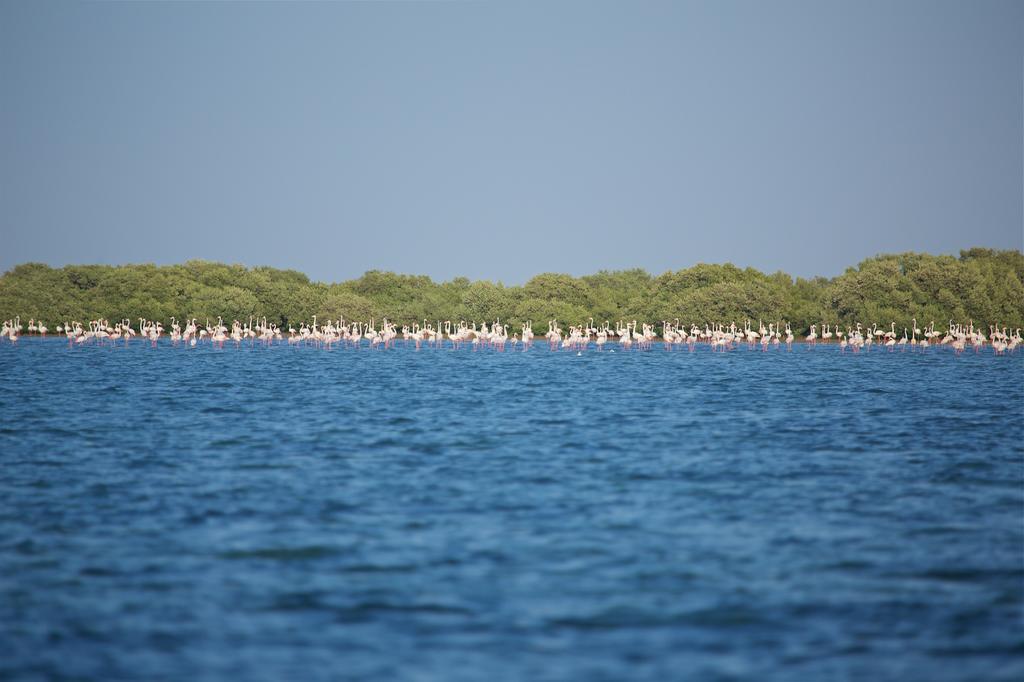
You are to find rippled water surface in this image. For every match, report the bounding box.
[1,339,1022,681]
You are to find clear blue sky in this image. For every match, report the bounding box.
[1,0,1021,283]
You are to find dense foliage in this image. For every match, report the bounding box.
[1,249,1021,334]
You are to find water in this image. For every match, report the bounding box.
[1,339,1022,681]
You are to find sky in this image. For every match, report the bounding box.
[1,1,1021,284]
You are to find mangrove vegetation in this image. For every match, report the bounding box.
[1,248,1021,334]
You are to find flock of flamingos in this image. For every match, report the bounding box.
[1,315,1021,355]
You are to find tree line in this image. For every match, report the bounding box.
[1,248,1021,334]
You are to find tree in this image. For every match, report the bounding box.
[1,249,1021,332]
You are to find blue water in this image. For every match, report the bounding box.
[1,339,1022,681]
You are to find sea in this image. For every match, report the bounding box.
[1,338,1021,681]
